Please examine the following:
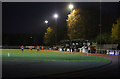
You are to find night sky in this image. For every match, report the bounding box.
[2,2,120,45]
[3,2,70,34]
[3,2,119,34]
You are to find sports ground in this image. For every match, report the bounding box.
[2,49,110,62]
[2,49,112,78]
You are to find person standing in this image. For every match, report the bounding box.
[20,45,24,51]
[41,46,44,51]
[88,46,90,53]
[37,46,40,51]
[29,46,32,51]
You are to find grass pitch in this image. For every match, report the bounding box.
[2,49,110,62]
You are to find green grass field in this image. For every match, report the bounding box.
[1,49,110,62]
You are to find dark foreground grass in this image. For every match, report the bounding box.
[1,49,110,62]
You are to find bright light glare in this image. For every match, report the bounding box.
[45,20,48,24]
[53,14,58,19]
[69,4,74,9]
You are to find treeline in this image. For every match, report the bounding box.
[3,6,120,46]
[44,6,120,45]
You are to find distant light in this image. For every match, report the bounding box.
[53,13,58,19]
[45,20,48,24]
[69,4,74,10]
[30,37,32,38]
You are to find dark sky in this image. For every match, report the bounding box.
[2,2,119,34]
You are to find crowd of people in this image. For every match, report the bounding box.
[20,45,93,53]
[20,45,119,55]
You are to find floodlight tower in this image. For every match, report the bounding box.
[69,4,74,11]
[53,13,59,46]
[45,20,48,27]
[68,4,74,52]
[45,20,48,24]
[53,14,58,19]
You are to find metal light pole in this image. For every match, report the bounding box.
[44,20,48,33]
[53,13,58,46]
[99,24,102,53]
[68,4,74,52]
[99,0,102,53]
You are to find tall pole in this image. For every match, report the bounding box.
[53,13,58,46]
[45,20,48,32]
[99,0,102,53]
[69,4,74,52]
[45,20,48,26]
[55,18,57,46]
[70,9,72,52]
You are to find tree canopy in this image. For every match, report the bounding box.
[66,9,85,39]
[111,18,120,44]
[66,7,100,40]
[44,27,56,45]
